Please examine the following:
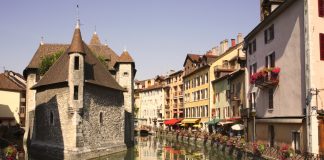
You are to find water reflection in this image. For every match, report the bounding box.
[103,136,235,160]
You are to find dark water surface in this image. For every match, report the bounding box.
[96,136,236,160]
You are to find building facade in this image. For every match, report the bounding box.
[23,23,136,159]
[164,70,184,120]
[243,0,324,153]
[209,38,244,122]
[183,54,217,129]
[137,77,165,129]
[0,71,26,127]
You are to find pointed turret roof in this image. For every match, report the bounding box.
[67,26,85,54]
[89,32,102,45]
[118,50,134,63]
[32,25,125,91]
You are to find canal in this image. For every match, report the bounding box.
[99,135,236,160]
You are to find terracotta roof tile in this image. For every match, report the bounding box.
[89,32,101,45]
[0,73,25,91]
[25,36,120,74]
[118,51,134,63]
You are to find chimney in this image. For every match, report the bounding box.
[211,46,219,56]
[223,39,228,53]
[231,39,236,47]
[219,41,224,55]
[237,33,243,43]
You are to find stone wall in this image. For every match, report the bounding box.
[79,84,125,149]
[116,63,135,146]
[33,85,76,149]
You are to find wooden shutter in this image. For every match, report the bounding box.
[320,33,324,60]
[319,0,324,17]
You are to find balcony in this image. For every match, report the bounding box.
[214,64,236,73]
[165,105,170,110]
[251,67,280,89]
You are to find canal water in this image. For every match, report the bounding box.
[99,135,236,160]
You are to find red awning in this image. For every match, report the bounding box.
[221,117,241,122]
[164,118,183,125]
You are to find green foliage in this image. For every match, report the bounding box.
[97,55,108,67]
[39,50,64,75]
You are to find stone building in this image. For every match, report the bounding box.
[23,22,135,159]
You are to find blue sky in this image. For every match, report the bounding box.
[0,0,260,80]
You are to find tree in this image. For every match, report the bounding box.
[39,50,64,75]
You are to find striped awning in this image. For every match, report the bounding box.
[181,118,200,124]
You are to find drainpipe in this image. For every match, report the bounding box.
[304,0,311,154]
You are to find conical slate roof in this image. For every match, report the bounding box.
[118,50,134,63]
[32,27,125,91]
[67,28,85,54]
[89,32,101,45]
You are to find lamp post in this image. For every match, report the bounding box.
[251,108,256,142]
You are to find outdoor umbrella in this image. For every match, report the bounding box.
[231,124,244,131]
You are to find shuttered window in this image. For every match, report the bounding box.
[319,0,324,17]
[320,33,324,60]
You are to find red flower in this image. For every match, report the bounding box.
[271,67,280,74]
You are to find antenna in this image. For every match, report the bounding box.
[40,36,44,45]
[76,4,80,28]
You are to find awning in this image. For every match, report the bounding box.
[219,121,233,126]
[181,118,200,124]
[164,118,183,125]
[256,118,303,124]
[193,124,202,128]
[205,118,220,125]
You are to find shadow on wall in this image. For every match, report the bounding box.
[124,110,133,148]
[29,95,64,160]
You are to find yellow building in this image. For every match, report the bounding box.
[209,37,244,121]
[0,71,26,127]
[164,70,184,120]
[183,54,217,128]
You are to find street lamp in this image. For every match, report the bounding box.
[250,108,256,142]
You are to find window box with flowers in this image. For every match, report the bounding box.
[250,67,280,88]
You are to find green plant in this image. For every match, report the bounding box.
[253,142,265,155]
[39,50,64,75]
[97,55,108,67]
[235,138,246,149]
[279,144,294,160]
